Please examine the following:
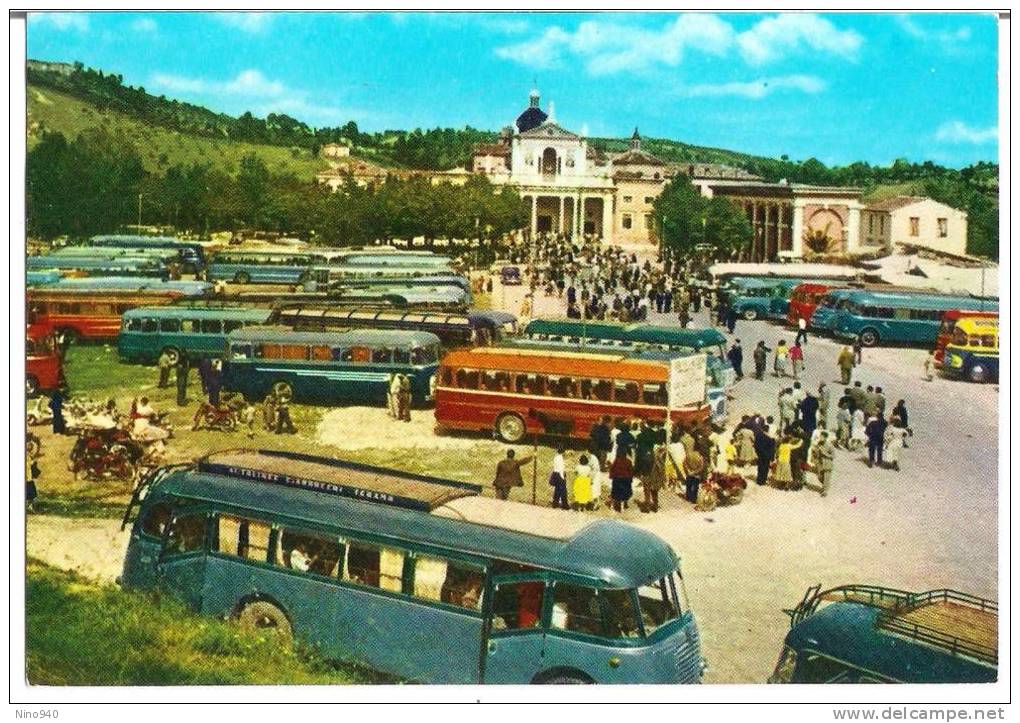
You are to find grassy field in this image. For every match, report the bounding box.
[27,85,329,179]
[25,558,384,685]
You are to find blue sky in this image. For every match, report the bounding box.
[27,11,999,167]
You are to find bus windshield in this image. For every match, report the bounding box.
[637,570,686,635]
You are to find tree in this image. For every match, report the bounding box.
[236,153,270,229]
[652,175,710,256]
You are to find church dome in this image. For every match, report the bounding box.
[515,87,548,132]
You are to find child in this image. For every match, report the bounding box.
[572,455,594,511]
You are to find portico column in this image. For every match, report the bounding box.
[601,195,613,245]
[753,202,763,262]
[845,203,862,255]
[791,199,806,259]
[559,196,565,236]
[577,194,585,238]
[530,195,538,237]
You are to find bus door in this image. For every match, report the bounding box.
[157,509,211,611]
[481,573,550,683]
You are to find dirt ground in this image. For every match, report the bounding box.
[25,272,1000,684]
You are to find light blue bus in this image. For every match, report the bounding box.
[118,307,273,364]
[327,266,470,290]
[27,255,169,279]
[317,249,456,271]
[222,327,441,406]
[206,249,330,285]
[808,289,857,333]
[90,235,207,273]
[832,290,998,346]
[120,448,704,683]
[719,277,803,321]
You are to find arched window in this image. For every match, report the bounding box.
[541,148,557,176]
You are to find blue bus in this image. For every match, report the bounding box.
[90,235,207,273]
[27,254,169,279]
[222,327,441,406]
[771,584,996,683]
[118,307,273,364]
[719,277,802,321]
[26,270,63,287]
[120,448,704,683]
[316,249,456,271]
[832,290,998,346]
[206,249,330,285]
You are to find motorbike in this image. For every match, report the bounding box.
[68,426,144,482]
[193,400,239,432]
[695,471,748,512]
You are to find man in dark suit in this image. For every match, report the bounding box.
[493,449,534,501]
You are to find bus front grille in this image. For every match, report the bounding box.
[674,625,702,682]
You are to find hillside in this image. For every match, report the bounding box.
[28,85,328,179]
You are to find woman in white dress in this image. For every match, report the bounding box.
[884,418,908,471]
[850,409,867,451]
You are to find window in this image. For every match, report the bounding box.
[642,383,667,406]
[141,318,158,333]
[165,513,207,555]
[349,346,371,363]
[280,527,342,577]
[909,217,920,237]
[879,216,885,233]
[140,502,173,538]
[455,369,480,389]
[392,348,411,364]
[798,652,854,683]
[217,515,274,563]
[412,555,485,611]
[644,214,654,230]
[491,580,545,631]
[615,381,639,404]
[440,368,453,386]
[622,195,633,203]
[280,344,309,360]
[868,215,875,234]
[372,348,394,364]
[592,379,613,402]
[223,320,246,333]
[160,318,181,333]
[637,577,680,634]
[230,343,253,360]
[345,541,404,592]
[622,214,633,230]
[644,196,655,205]
[310,344,332,361]
[938,218,948,237]
[600,589,641,638]
[551,582,603,636]
[125,318,143,332]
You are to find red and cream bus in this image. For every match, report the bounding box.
[434,347,710,443]
[786,282,844,327]
[934,309,999,368]
[27,279,212,343]
[26,321,62,396]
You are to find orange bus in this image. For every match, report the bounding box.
[434,347,710,443]
[786,282,843,327]
[934,309,999,368]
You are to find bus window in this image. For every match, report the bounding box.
[141,318,158,333]
[223,320,245,333]
[310,345,331,361]
[797,652,855,683]
[255,344,276,359]
[491,580,545,630]
[440,368,453,386]
[350,346,371,363]
[93,304,114,316]
[456,369,480,390]
[952,328,968,345]
[411,346,437,365]
[200,319,222,334]
[372,348,394,364]
[164,513,207,555]
[412,555,484,611]
[637,578,680,635]
[345,541,404,592]
[217,515,273,563]
[482,372,510,392]
[600,589,641,638]
[551,582,603,636]
[392,348,411,364]
[160,318,181,333]
[981,334,997,348]
[140,502,173,538]
[231,344,252,360]
[579,379,593,399]
[615,381,639,404]
[280,528,341,577]
[125,318,143,332]
[330,347,345,362]
[280,345,308,360]
[592,380,612,402]
[642,383,667,406]
[181,320,198,333]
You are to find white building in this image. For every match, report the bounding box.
[860,196,969,257]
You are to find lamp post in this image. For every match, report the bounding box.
[137,193,143,229]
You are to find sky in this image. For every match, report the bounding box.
[26,11,1000,168]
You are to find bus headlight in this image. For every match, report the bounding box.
[949,354,963,368]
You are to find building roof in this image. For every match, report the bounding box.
[515,106,548,133]
[865,195,929,212]
[518,120,580,141]
[710,182,862,199]
[473,142,510,158]
[612,148,667,167]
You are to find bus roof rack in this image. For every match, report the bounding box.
[788,584,998,665]
[196,449,481,512]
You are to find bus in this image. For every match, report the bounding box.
[26,322,63,396]
[53,245,181,263]
[832,290,998,347]
[326,266,469,290]
[770,584,996,683]
[271,306,518,347]
[90,234,207,273]
[718,278,803,321]
[222,327,441,406]
[118,307,273,364]
[27,255,169,279]
[521,319,735,387]
[120,449,704,684]
[206,249,330,285]
[316,249,456,271]
[434,346,711,444]
[940,317,999,383]
[26,270,63,287]
[27,279,213,343]
[934,309,999,368]
[786,282,844,327]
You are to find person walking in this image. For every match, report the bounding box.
[572,454,594,511]
[837,346,856,385]
[852,338,864,365]
[753,424,776,487]
[683,446,705,504]
[175,355,190,407]
[812,431,835,497]
[387,373,401,419]
[727,340,744,380]
[892,399,911,447]
[799,393,820,442]
[641,444,666,513]
[493,449,534,501]
[726,306,738,335]
[753,341,769,380]
[207,359,223,406]
[549,447,569,510]
[817,382,832,430]
[398,373,412,422]
[836,402,852,449]
[778,387,797,436]
[274,394,297,434]
[795,317,809,346]
[884,418,907,471]
[850,407,867,451]
[865,413,888,468]
[862,385,879,418]
[157,350,174,388]
[634,421,657,479]
[874,386,887,416]
[609,453,635,512]
[773,340,789,377]
[589,416,613,468]
[789,341,805,379]
[923,351,936,382]
[48,388,66,435]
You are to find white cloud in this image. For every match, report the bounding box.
[130,17,158,34]
[935,121,997,145]
[216,13,272,34]
[496,14,733,74]
[736,13,863,65]
[685,74,826,99]
[897,15,972,45]
[152,69,284,98]
[28,12,89,32]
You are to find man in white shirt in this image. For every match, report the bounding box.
[550,448,568,509]
[796,316,809,346]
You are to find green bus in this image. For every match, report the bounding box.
[222,327,441,406]
[771,584,996,683]
[118,307,273,364]
[120,449,704,684]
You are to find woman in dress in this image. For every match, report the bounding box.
[572,454,594,511]
[733,422,758,468]
[609,453,634,513]
[850,408,867,451]
[773,340,789,377]
[884,417,908,471]
[772,435,803,490]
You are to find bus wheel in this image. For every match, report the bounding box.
[161,347,181,365]
[237,600,293,642]
[272,381,294,400]
[536,672,593,684]
[741,308,758,321]
[858,328,879,347]
[26,375,39,397]
[234,271,251,285]
[495,412,526,443]
[968,364,987,383]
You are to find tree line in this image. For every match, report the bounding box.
[26,129,528,245]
